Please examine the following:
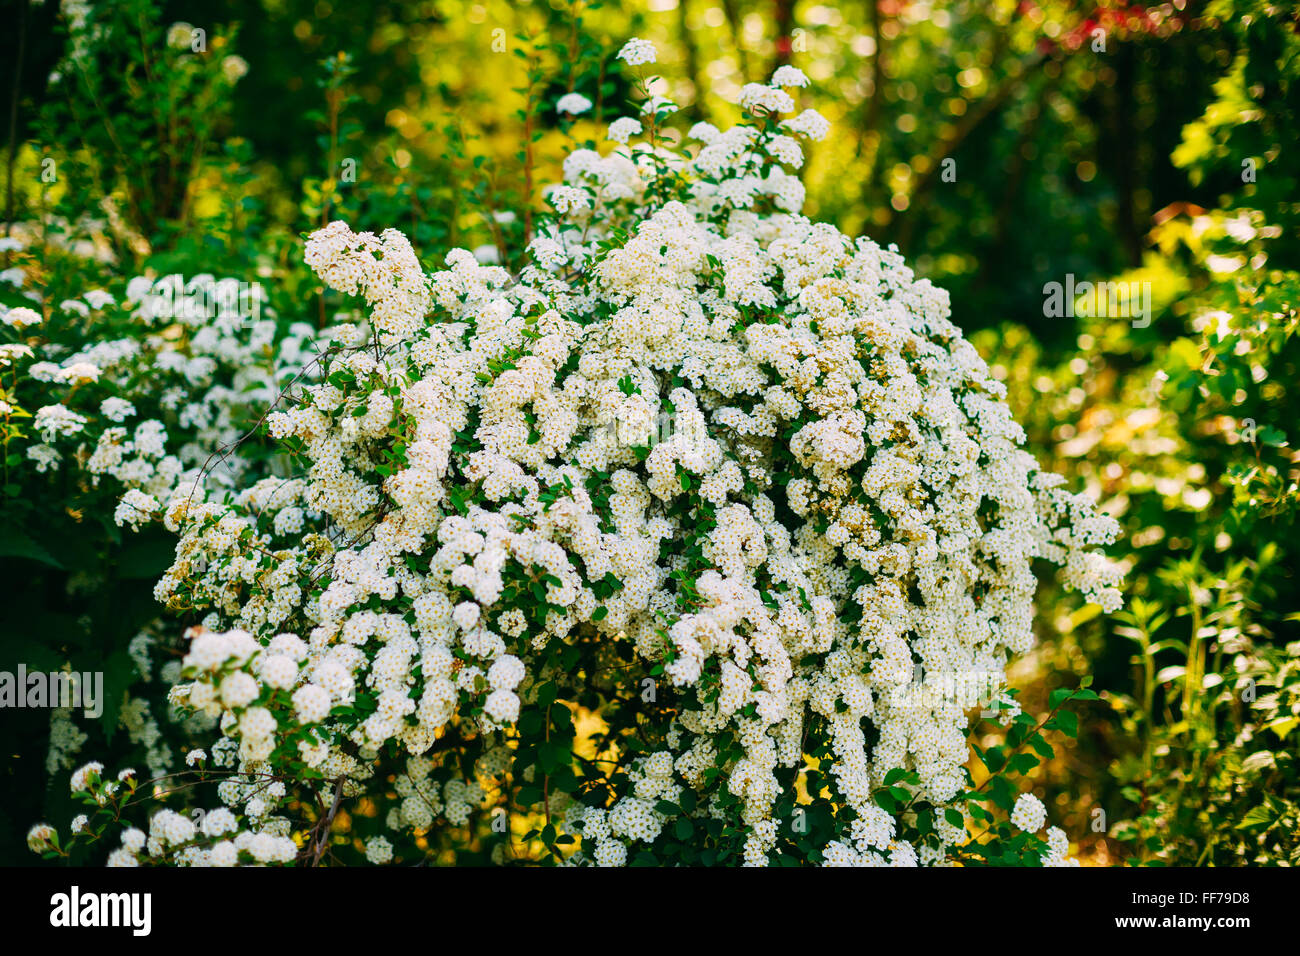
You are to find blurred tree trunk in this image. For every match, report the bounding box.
[973,76,1055,294]
[889,46,1048,251]
[855,0,887,207]
[678,0,709,121]
[772,0,797,73]
[5,0,29,240]
[1111,45,1143,267]
[719,0,750,81]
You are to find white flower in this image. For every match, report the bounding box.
[209,841,238,866]
[547,185,591,215]
[556,92,592,115]
[594,837,627,866]
[528,236,568,269]
[70,762,103,793]
[770,65,810,88]
[688,122,720,144]
[2,305,42,328]
[292,684,332,724]
[28,362,63,382]
[616,37,657,67]
[27,824,57,853]
[365,836,394,864]
[739,83,795,115]
[58,361,101,384]
[167,22,195,50]
[484,689,520,724]
[261,654,299,690]
[25,444,57,476]
[100,397,136,421]
[472,244,499,264]
[125,275,154,303]
[782,108,831,140]
[1044,825,1071,864]
[1010,793,1047,833]
[607,117,643,144]
[219,671,259,708]
[487,655,525,691]
[452,602,480,631]
[34,404,87,440]
[765,134,804,167]
[221,55,249,82]
[202,808,238,837]
[0,343,32,365]
[114,489,159,530]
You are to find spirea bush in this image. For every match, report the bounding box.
[1,269,326,801]
[4,276,321,520]
[32,44,1122,867]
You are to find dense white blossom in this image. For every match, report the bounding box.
[37,49,1120,870]
[556,92,593,116]
[616,37,657,66]
[1011,793,1048,833]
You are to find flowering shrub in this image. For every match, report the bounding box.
[4,275,321,515]
[31,44,1122,867]
[1,261,326,796]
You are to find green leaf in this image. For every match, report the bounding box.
[0,527,64,568]
[1235,804,1274,830]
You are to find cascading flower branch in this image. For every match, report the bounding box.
[36,40,1122,867]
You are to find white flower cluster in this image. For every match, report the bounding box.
[616,37,657,67]
[556,92,593,116]
[1010,792,1047,833]
[12,271,324,514]
[48,60,1120,868]
[2,263,333,793]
